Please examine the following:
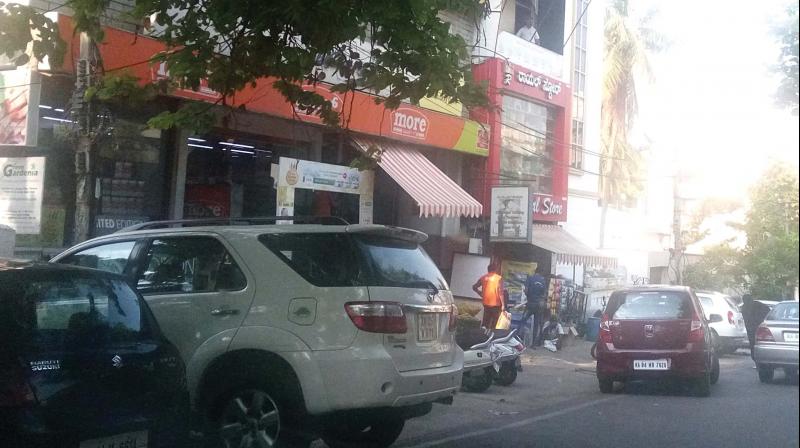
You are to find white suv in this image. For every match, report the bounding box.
[697,291,748,355]
[52,221,463,448]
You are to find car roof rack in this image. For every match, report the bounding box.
[117,216,350,232]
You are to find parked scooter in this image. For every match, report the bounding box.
[491,329,525,386]
[461,333,496,392]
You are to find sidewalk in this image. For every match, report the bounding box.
[522,336,597,373]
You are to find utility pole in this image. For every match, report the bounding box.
[670,172,683,285]
[72,32,95,244]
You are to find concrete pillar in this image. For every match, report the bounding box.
[0,225,15,258]
[168,129,191,220]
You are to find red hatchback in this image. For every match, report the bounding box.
[596,286,720,396]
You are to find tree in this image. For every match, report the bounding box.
[773,1,799,114]
[1,0,488,127]
[683,242,747,294]
[740,164,799,299]
[598,0,665,248]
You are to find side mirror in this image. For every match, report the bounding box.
[708,314,724,323]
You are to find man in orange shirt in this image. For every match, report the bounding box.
[473,263,504,329]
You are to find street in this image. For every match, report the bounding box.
[391,341,799,448]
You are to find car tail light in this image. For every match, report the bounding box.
[756,324,775,342]
[448,304,458,332]
[599,313,613,344]
[687,311,705,343]
[0,368,36,408]
[727,311,735,325]
[345,302,407,334]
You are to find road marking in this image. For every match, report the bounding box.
[407,396,620,448]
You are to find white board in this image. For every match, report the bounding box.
[450,253,491,300]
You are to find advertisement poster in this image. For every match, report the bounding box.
[501,260,537,306]
[490,186,531,242]
[184,184,231,218]
[0,68,40,146]
[277,157,374,224]
[0,157,45,234]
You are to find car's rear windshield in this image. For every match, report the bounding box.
[0,271,154,355]
[606,291,693,320]
[766,302,799,321]
[258,232,448,289]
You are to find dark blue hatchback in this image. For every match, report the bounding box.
[0,260,189,447]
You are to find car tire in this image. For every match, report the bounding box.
[494,362,518,386]
[321,414,405,448]
[598,377,614,394]
[463,367,494,393]
[710,355,720,385]
[758,365,774,383]
[693,371,711,397]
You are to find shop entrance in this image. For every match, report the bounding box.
[292,189,360,224]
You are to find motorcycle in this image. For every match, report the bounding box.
[461,332,496,392]
[490,329,525,386]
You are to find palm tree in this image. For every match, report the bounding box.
[598,0,662,248]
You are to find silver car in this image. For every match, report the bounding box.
[753,301,799,383]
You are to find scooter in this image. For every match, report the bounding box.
[461,333,496,393]
[491,329,525,386]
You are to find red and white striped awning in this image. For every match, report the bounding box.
[532,224,618,268]
[352,136,483,218]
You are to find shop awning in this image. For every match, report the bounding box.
[532,224,617,268]
[352,136,483,218]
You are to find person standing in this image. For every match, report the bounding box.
[473,263,504,330]
[523,265,548,347]
[515,15,540,44]
[741,294,771,364]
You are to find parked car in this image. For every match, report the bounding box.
[596,285,720,396]
[0,260,188,447]
[52,220,463,448]
[696,291,747,354]
[753,301,799,383]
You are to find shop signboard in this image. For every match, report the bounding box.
[0,68,40,147]
[94,215,148,236]
[184,184,231,218]
[531,193,567,222]
[0,156,45,234]
[489,186,531,242]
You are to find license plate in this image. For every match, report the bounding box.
[785,332,799,343]
[633,359,670,370]
[417,313,438,342]
[80,430,148,448]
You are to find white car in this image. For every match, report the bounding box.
[52,220,463,448]
[697,291,748,355]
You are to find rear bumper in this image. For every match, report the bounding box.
[596,345,707,381]
[294,343,464,415]
[753,344,799,367]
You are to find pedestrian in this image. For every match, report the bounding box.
[741,294,770,364]
[523,265,548,347]
[515,15,540,44]
[473,263,504,330]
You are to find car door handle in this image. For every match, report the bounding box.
[210,308,239,316]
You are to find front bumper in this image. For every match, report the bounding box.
[596,346,707,381]
[753,344,799,367]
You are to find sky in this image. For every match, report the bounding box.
[632,0,799,203]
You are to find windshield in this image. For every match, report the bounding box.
[767,302,800,321]
[354,234,448,290]
[607,291,693,320]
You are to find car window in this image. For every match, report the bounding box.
[0,272,152,352]
[354,235,448,290]
[59,241,136,274]
[767,302,799,321]
[136,237,247,294]
[258,233,365,287]
[607,291,693,320]
[698,297,714,316]
[258,233,448,289]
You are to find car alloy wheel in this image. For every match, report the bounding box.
[219,389,281,448]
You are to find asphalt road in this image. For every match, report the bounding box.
[392,343,799,448]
